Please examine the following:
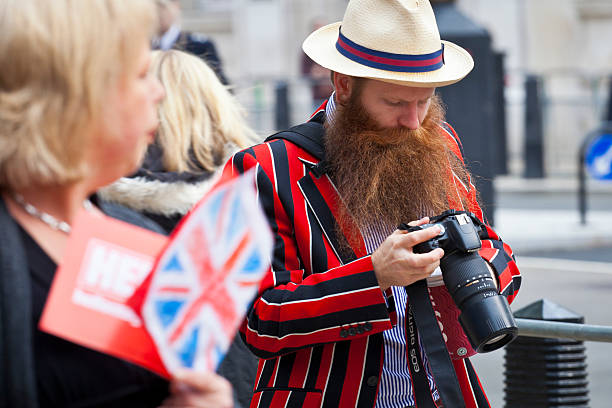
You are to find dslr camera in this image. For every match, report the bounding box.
[400,210,517,353]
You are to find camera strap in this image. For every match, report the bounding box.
[405,280,466,408]
[405,301,438,407]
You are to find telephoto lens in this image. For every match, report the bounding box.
[401,210,518,353]
[440,250,517,352]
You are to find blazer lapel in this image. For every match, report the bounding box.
[298,168,367,265]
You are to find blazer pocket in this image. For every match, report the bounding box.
[253,387,323,408]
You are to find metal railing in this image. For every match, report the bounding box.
[516,317,612,343]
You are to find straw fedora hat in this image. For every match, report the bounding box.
[302,0,474,88]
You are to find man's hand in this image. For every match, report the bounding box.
[371,217,444,291]
[159,370,233,408]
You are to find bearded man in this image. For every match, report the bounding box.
[221,1,521,407]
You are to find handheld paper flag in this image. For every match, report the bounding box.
[140,169,272,374]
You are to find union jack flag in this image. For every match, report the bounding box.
[141,170,272,373]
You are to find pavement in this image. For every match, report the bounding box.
[492,176,612,254]
[473,175,612,408]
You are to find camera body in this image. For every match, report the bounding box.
[400,210,518,353]
[409,210,482,256]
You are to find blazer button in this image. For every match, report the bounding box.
[366,376,378,387]
[348,327,357,336]
[364,322,372,331]
[357,324,365,334]
[340,329,348,338]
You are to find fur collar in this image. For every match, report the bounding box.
[98,175,216,217]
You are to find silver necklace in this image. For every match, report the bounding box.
[12,192,94,234]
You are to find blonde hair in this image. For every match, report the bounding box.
[150,50,256,173]
[0,0,156,190]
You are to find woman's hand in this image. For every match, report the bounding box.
[159,370,233,408]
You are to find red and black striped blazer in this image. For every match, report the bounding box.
[221,111,521,408]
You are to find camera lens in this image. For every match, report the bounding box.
[457,294,517,352]
[441,251,518,353]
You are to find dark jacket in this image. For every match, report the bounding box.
[174,31,229,85]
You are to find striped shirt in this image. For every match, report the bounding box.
[362,225,440,408]
[325,97,439,407]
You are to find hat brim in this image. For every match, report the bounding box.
[303,22,474,88]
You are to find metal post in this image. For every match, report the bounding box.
[493,51,508,175]
[524,75,545,178]
[605,76,612,122]
[578,139,588,225]
[577,122,612,225]
[504,299,589,408]
[275,80,290,131]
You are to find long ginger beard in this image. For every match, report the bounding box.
[325,90,470,246]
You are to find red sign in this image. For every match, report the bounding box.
[39,210,170,378]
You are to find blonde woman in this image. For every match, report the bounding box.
[100,49,258,408]
[0,1,231,407]
[102,50,256,232]
[101,49,256,233]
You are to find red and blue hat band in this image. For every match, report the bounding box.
[335,28,445,73]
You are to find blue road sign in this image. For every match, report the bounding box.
[586,133,612,180]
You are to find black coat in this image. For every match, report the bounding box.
[174,31,229,85]
[0,197,167,408]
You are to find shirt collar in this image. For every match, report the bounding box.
[159,24,181,50]
[325,91,337,124]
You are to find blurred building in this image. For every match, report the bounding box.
[457,0,612,178]
[179,0,612,178]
